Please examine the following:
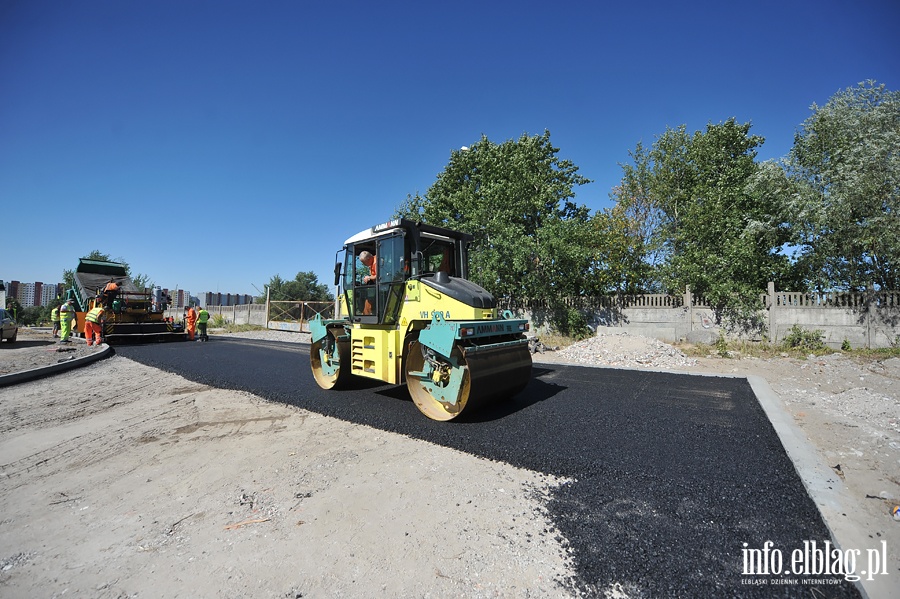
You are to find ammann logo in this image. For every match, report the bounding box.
[741,540,889,584]
[475,323,508,334]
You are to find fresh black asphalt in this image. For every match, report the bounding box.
[115,338,861,598]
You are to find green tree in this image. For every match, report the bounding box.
[396,131,593,311]
[265,271,333,302]
[780,81,900,290]
[617,119,794,330]
[587,198,660,296]
[21,305,51,326]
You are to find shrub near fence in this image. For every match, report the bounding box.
[519,284,900,350]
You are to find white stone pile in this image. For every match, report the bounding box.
[555,330,697,369]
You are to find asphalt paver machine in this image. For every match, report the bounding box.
[66,259,186,343]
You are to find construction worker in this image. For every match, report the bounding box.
[50,303,61,338]
[196,306,210,342]
[102,279,119,308]
[185,305,197,341]
[84,303,106,346]
[357,250,377,315]
[59,299,76,343]
[357,251,377,284]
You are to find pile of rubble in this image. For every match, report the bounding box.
[554,330,697,369]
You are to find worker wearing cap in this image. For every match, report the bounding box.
[84,303,106,347]
[50,303,61,338]
[59,299,76,343]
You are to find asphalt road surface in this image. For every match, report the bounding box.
[116,337,861,598]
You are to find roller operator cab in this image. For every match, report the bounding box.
[310,218,532,421]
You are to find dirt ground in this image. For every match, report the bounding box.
[1,328,899,597]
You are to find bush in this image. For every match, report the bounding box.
[781,325,826,352]
[714,334,731,358]
[841,339,851,351]
[211,313,227,327]
[562,308,592,341]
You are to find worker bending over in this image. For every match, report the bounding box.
[84,303,106,346]
[102,279,119,308]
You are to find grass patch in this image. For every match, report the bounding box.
[535,332,583,350]
[846,346,900,362]
[675,338,835,360]
[212,323,268,334]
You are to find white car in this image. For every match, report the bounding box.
[0,308,18,343]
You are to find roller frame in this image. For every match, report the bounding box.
[406,342,467,407]
[416,312,529,360]
[309,315,351,378]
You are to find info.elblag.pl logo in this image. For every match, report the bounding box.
[741,540,890,585]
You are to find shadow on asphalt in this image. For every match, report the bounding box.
[370,365,568,423]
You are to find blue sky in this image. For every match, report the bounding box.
[3,0,898,297]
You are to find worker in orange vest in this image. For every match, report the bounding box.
[102,279,119,308]
[357,250,377,315]
[84,303,106,346]
[185,305,197,341]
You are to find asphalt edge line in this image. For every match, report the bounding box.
[0,344,113,388]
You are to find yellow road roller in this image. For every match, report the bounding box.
[310,218,532,421]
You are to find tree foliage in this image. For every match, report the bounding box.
[615,119,795,329]
[264,271,333,302]
[396,131,593,309]
[779,81,900,290]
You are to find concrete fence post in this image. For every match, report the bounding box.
[866,283,874,349]
[684,285,693,336]
[767,282,776,344]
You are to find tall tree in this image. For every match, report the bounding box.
[396,131,593,308]
[616,119,793,329]
[781,81,900,291]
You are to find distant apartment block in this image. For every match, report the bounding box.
[2,280,64,307]
[19,283,36,307]
[200,292,254,308]
[41,285,55,306]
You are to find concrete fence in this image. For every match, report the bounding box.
[165,303,268,327]
[164,284,900,349]
[164,301,332,333]
[522,284,900,350]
